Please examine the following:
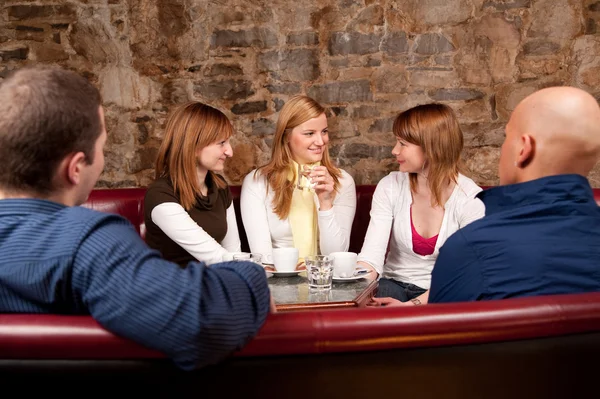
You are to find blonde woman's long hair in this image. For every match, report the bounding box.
[155,101,233,210]
[257,95,342,219]
[393,103,464,208]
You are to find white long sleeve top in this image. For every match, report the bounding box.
[240,169,357,264]
[357,172,485,290]
[150,202,241,265]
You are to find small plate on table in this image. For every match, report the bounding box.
[262,264,303,277]
[332,267,371,283]
[269,270,303,277]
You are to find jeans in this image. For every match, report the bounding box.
[376,278,426,302]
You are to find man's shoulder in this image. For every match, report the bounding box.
[63,205,131,230]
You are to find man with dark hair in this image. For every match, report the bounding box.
[0,65,272,370]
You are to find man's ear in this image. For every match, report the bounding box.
[65,152,87,185]
[516,134,535,168]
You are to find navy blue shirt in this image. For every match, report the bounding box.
[0,199,271,370]
[429,174,600,303]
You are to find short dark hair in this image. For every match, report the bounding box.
[0,65,102,195]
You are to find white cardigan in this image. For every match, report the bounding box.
[240,169,357,264]
[357,172,485,289]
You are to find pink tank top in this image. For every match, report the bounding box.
[410,206,439,256]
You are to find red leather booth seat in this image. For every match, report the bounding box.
[1,293,599,397]
[2,185,600,396]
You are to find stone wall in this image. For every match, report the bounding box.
[1,0,600,187]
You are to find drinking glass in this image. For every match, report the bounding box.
[305,255,333,290]
[297,164,315,190]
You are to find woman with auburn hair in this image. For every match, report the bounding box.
[144,101,241,267]
[240,95,356,265]
[361,103,485,306]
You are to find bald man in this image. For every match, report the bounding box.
[427,86,600,303]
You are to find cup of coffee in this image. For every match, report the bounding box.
[330,252,357,278]
[272,247,299,272]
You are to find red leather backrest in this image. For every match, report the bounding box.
[350,185,377,253]
[83,188,147,239]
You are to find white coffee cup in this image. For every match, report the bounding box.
[330,252,357,278]
[272,247,299,272]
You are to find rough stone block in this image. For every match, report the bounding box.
[527,0,582,41]
[307,80,372,104]
[127,146,159,174]
[205,63,243,77]
[33,42,68,61]
[522,40,561,56]
[251,118,274,136]
[328,32,382,55]
[100,66,156,109]
[352,105,381,118]
[273,98,285,111]
[15,25,46,43]
[410,69,459,88]
[366,58,381,67]
[265,83,301,95]
[194,79,254,101]
[373,66,408,93]
[368,117,395,134]
[462,122,506,147]
[330,143,394,159]
[482,0,532,11]
[68,19,121,65]
[414,33,455,55]
[258,48,319,81]
[330,58,349,68]
[382,31,409,55]
[347,4,384,33]
[211,28,278,48]
[8,5,76,21]
[428,88,485,101]
[327,117,360,138]
[329,106,348,117]
[0,45,29,60]
[462,146,501,186]
[406,0,473,26]
[287,32,319,46]
[231,101,267,114]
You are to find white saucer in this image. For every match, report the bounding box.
[333,268,371,282]
[269,270,303,277]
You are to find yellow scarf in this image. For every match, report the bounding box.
[288,160,320,261]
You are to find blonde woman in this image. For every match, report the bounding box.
[144,101,241,267]
[361,103,485,306]
[240,95,356,265]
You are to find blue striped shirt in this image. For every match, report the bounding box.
[0,198,271,370]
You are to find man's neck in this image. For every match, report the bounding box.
[0,190,32,200]
[0,189,77,207]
